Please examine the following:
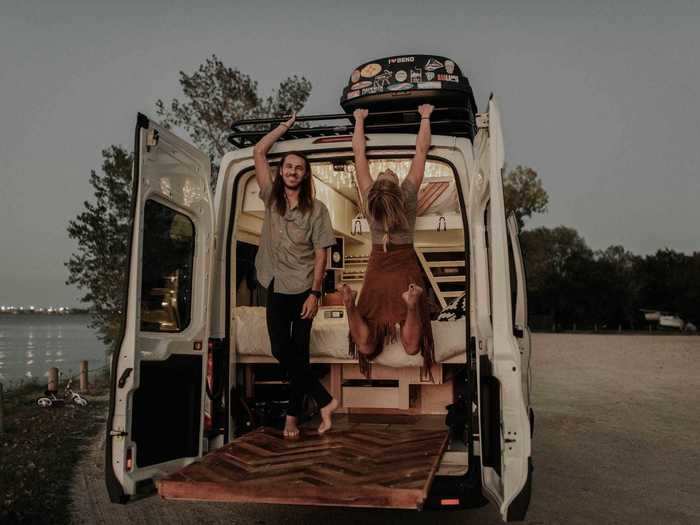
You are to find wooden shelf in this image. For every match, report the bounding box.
[427,260,465,268]
[415,246,466,309]
[434,276,466,283]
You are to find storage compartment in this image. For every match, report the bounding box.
[340,55,475,113]
[342,379,401,409]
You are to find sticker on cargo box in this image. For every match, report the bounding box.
[387,82,413,91]
[445,60,455,74]
[350,69,361,83]
[424,57,444,72]
[361,85,384,95]
[388,56,415,64]
[351,80,373,90]
[425,71,436,81]
[394,70,407,82]
[417,81,442,89]
[373,70,393,87]
[347,90,361,99]
[410,68,423,83]
[437,73,459,82]
[360,63,382,78]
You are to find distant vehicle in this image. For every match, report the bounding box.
[641,309,695,331]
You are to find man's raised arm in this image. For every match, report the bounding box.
[253,113,296,192]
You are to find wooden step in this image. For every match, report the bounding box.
[157,423,448,510]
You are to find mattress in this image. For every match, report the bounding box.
[234,306,467,367]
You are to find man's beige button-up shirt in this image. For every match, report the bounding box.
[254,182,336,294]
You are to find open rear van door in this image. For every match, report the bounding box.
[477,97,532,521]
[507,214,533,412]
[106,114,214,502]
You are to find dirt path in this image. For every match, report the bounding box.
[70,334,700,524]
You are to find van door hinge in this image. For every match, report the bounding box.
[146,129,159,152]
[110,429,128,437]
[476,113,489,129]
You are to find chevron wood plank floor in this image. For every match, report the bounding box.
[156,421,449,509]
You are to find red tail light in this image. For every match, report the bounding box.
[440,498,460,506]
[204,339,216,433]
[126,448,133,471]
[207,345,214,393]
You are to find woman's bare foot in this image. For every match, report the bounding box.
[339,284,357,310]
[318,398,339,434]
[401,284,424,309]
[283,415,300,439]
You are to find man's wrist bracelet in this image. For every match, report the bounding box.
[310,290,322,299]
[421,117,431,120]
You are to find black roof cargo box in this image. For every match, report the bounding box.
[340,55,477,138]
[341,55,475,112]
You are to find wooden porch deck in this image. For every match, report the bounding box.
[156,418,448,510]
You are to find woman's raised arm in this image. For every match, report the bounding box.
[406,104,434,189]
[352,109,373,196]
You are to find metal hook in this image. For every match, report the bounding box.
[437,216,446,232]
[352,218,363,235]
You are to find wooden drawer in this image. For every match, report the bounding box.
[342,385,400,408]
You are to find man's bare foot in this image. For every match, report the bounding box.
[283,415,300,439]
[401,284,424,309]
[318,398,339,434]
[339,284,357,310]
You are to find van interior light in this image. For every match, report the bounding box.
[313,136,354,144]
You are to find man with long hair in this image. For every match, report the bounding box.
[253,113,339,438]
[341,105,436,376]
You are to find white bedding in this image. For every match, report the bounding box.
[234,306,466,367]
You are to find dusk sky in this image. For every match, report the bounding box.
[1,0,699,306]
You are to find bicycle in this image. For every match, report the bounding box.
[37,377,88,408]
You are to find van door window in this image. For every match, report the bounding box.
[140,199,195,332]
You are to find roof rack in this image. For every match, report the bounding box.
[228,107,475,149]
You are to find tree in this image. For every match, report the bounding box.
[155,54,312,186]
[66,146,132,350]
[594,245,640,327]
[503,166,549,229]
[520,226,593,327]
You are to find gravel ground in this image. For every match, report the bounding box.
[70,334,700,525]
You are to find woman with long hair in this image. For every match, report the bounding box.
[341,105,436,375]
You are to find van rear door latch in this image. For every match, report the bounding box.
[476,113,489,129]
[118,368,133,388]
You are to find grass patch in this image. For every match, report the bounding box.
[1,377,109,524]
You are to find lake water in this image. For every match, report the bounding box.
[0,315,107,387]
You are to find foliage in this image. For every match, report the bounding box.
[66,146,132,349]
[521,226,700,329]
[503,165,549,228]
[155,54,312,186]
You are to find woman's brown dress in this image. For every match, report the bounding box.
[350,178,436,377]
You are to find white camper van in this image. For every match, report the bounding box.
[105,55,534,521]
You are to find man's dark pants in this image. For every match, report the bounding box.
[265,282,332,418]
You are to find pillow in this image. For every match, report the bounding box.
[436,293,467,321]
